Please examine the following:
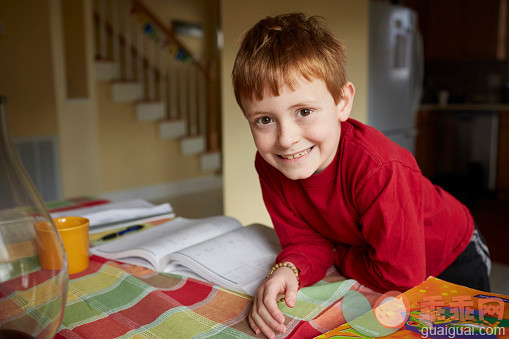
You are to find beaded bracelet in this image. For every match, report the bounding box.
[269,261,300,286]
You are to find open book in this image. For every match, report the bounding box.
[91,216,281,296]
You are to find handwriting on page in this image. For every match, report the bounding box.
[93,216,242,262]
[176,225,280,285]
[141,220,240,259]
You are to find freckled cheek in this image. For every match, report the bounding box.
[252,132,277,153]
[306,125,337,144]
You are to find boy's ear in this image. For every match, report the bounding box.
[337,82,355,122]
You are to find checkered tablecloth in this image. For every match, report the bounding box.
[54,256,380,338]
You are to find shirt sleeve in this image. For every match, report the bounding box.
[255,155,335,287]
[336,161,426,292]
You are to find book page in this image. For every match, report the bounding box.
[166,224,281,296]
[51,199,174,227]
[91,216,242,270]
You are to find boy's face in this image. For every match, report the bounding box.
[242,77,354,180]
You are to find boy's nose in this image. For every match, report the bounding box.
[277,122,300,148]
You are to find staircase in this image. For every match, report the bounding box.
[93,0,221,172]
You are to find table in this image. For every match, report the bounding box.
[55,256,381,338]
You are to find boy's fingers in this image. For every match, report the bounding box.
[247,312,261,335]
[285,277,299,308]
[285,291,297,308]
[250,309,276,339]
[262,289,285,324]
[256,303,286,334]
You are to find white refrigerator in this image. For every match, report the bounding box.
[368,1,424,154]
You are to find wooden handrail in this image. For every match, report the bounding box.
[131,0,209,76]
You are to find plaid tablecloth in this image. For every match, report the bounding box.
[55,256,381,338]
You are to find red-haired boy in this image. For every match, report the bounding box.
[232,13,491,338]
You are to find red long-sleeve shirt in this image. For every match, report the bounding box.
[255,118,474,292]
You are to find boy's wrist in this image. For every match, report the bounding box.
[269,261,300,286]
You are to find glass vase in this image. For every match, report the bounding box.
[0,96,68,338]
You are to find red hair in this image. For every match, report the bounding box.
[232,13,348,109]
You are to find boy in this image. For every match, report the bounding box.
[232,13,491,338]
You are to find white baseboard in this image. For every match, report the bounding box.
[100,175,222,202]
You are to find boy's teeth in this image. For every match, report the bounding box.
[281,147,311,159]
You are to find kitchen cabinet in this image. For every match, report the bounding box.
[416,107,502,204]
[497,111,509,199]
[404,0,507,61]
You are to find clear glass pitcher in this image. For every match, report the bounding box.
[0,96,68,338]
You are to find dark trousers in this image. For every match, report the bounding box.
[437,225,491,292]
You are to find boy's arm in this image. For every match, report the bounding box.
[336,161,426,292]
[256,155,335,287]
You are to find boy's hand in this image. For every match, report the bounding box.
[248,266,299,338]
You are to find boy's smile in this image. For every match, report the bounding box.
[242,77,355,180]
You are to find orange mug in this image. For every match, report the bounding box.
[36,217,90,275]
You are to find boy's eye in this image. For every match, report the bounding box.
[256,116,273,125]
[297,109,312,117]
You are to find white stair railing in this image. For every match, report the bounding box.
[123,0,133,79]
[97,0,108,59]
[93,0,219,152]
[198,70,206,136]
[179,65,188,129]
[168,60,178,119]
[136,21,144,87]
[158,48,166,103]
[111,0,121,78]
[189,66,197,136]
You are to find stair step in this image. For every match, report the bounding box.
[181,135,206,155]
[200,151,222,172]
[112,81,143,102]
[159,119,186,139]
[95,60,117,81]
[137,102,166,121]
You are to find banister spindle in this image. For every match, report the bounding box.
[136,24,144,85]
[198,70,206,141]
[179,66,188,131]
[147,39,155,101]
[123,0,133,79]
[207,64,219,151]
[159,49,166,103]
[111,0,121,78]
[169,61,177,119]
[98,0,108,59]
[189,66,197,136]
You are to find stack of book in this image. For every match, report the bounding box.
[49,198,174,233]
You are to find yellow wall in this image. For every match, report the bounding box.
[0,0,217,198]
[62,0,89,99]
[220,0,369,225]
[95,81,205,193]
[0,0,368,205]
[49,0,102,197]
[0,0,58,137]
[0,0,102,197]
